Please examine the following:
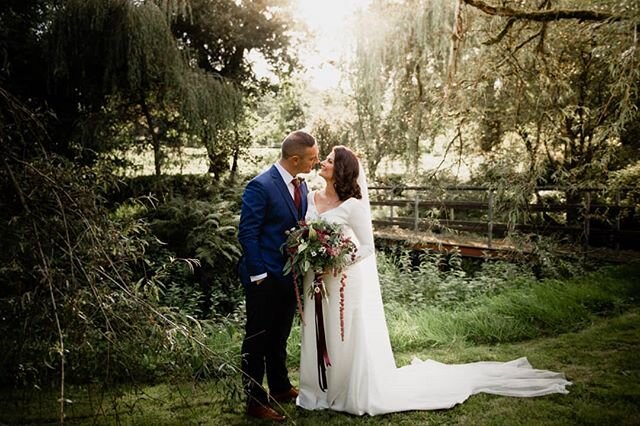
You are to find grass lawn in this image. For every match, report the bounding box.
[3,307,639,425]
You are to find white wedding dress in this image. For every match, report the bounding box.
[296,189,571,416]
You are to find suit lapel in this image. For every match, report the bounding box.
[270,165,299,220]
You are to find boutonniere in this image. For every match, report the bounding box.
[297,176,305,184]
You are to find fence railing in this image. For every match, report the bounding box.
[368,186,639,250]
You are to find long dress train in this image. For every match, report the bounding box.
[297,191,571,416]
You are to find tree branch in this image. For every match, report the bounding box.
[463,0,621,23]
[483,17,516,45]
[513,28,544,54]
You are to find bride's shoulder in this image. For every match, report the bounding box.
[345,196,365,211]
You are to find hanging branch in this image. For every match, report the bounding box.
[150,0,192,23]
[446,0,466,88]
[463,0,622,23]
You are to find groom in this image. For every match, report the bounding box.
[238,130,319,421]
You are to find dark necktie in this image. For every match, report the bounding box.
[291,178,302,215]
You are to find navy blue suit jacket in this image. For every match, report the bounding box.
[237,165,308,286]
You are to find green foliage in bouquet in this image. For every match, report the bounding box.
[282,219,357,289]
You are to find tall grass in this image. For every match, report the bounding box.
[386,263,640,352]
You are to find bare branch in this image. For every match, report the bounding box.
[513,28,544,54]
[483,17,517,45]
[537,22,547,53]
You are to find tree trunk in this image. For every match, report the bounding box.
[446,0,465,89]
[140,94,162,176]
[230,145,239,184]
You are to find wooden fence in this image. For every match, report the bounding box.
[368,186,639,250]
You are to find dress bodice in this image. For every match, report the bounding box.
[305,191,355,223]
[305,191,374,262]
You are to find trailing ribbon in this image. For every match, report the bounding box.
[313,274,331,392]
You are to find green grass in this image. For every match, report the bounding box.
[2,263,639,425]
[3,309,638,425]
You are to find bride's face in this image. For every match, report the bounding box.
[318,151,335,181]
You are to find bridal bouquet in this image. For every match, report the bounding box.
[283,219,357,342]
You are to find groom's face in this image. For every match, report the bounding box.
[295,144,320,174]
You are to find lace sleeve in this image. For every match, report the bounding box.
[348,198,375,264]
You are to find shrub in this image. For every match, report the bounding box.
[378,249,539,310]
[0,157,237,388]
[143,194,244,319]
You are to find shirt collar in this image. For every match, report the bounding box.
[274,161,295,185]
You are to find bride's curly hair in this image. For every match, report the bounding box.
[333,146,362,201]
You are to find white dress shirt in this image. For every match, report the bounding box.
[274,161,297,199]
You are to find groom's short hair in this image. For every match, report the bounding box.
[281,130,316,159]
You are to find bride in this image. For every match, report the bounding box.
[296,145,571,415]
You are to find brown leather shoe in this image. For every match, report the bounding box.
[247,403,286,422]
[270,387,299,403]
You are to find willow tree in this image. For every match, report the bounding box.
[349,0,638,192]
[349,0,462,177]
[169,0,298,177]
[47,0,240,176]
[449,0,640,189]
[1,3,243,421]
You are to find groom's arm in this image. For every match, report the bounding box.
[239,179,268,281]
